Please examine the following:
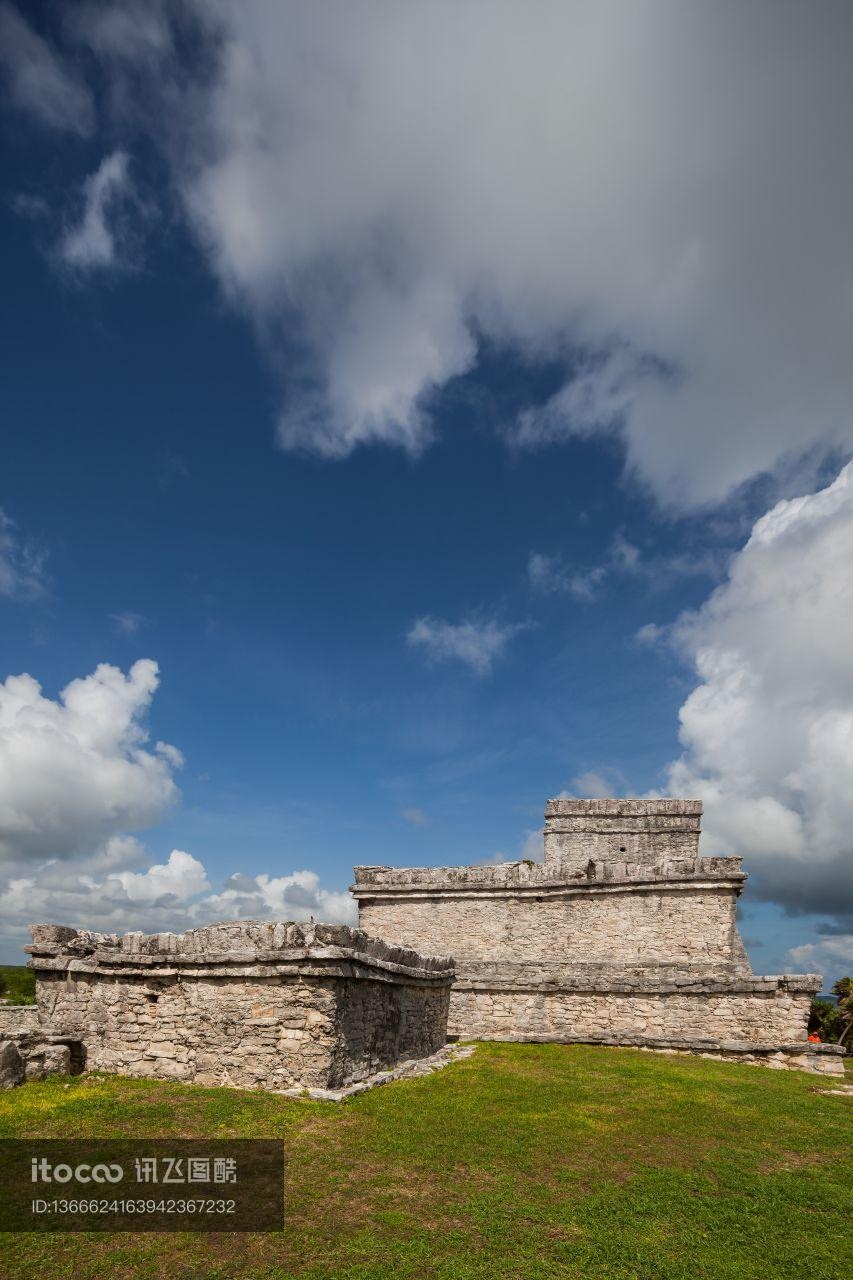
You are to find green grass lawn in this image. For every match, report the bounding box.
[0,965,35,1004]
[0,1042,851,1280]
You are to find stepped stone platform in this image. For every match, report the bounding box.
[24,920,454,1092]
[352,798,844,1076]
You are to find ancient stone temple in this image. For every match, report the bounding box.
[2,797,843,1090]
[352,798,844,1075]
[22,921,455,1096]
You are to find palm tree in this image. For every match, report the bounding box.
[832,977,853,1047]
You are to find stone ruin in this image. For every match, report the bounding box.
[353,799,844,1076]
[0,797,845,1091]
[2,922,456,1097]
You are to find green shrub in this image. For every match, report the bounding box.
[0,965,35,1005]
[809,976,853,1047]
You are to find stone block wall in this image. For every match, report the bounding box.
[0,1005,40,1034]
[543,798,703,865]
[448,972,842,1075]
[358,881,741,967]
[449,970,818,1045]
[27,921,454,1092]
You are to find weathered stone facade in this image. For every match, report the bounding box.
[0,1004,40,1035]
[352,798,844,1076]
[25,920,454,1093]
[11,797,844,1087]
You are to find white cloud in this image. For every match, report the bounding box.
[59,151,134,271]
[64,1,853,504]
[568,771,618,799]
[401,807,428,827]
[665,462,853,918]
[515,350,642,452]
[0,652,359,957]
[406,616,527,677]
[634,622,665,647]
[479,827,544,867]
[111,611,145,635]
[528,552,607,602]
[0,658,181,864]
[0,3,94,134]
[107,849,209,904]
[528,538,719,604]
[68,1,171,65]
[1,847,356,956]
[518,829,545,861]
[0,508,46,599]
[196,868,357,929]
[788,935,853,976]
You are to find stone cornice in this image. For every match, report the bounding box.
[544,798,703,817]
[450,964,822,996]
[26,922,455,986]
[351,856,745,900]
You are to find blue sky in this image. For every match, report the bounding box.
[1,2,852,984]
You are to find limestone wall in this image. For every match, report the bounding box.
[359,884,740,967]
[0,1005,40,1034]
[543,798,703,866]
[448,973,819,1047]
[27,921,454,1092]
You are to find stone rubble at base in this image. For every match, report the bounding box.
[1,797,846,1092]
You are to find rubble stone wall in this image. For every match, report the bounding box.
[27,921,453,1092]
[448,978,816,1046]
[0,1005,40,1034]
[358,885,739,966]
[543,798,703,864]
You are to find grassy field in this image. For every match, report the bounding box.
[0,1042,851,1280]
[0,964,35,1004]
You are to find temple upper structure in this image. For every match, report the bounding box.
[543,797,703,864]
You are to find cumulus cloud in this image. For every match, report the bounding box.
[0,658,181,864]
[665,462,853,919]
[788,935,853,977]
[0,655,357,954]
[195,868,357,928]
[55,1,853,503]
[407,616,527,677]
[1,847,356,953]
[0,508,47,599]
[108,848,209,904]
[0,3,94,134]
[59,151,135,271]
